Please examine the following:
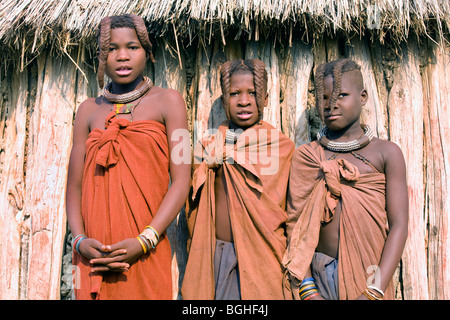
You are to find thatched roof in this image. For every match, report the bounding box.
[0,0,449,69]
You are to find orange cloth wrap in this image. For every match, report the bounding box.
[282,141,394,300]
[182,120,294,300]
[73,112,172,300]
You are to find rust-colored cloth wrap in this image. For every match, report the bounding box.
[181,120,295,300]
[282,141,394,300]
[73,111,172,300]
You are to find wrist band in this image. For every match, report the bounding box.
[368,285,385,298]
[72,234,85,247]
[140,225,159,249]
[299,277,319,300]
[145,226,160,241]
[72,234,87,254]
[363,288,383,300]
[136,236,148,254]
[303,292,319,300]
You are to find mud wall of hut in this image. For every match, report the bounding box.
[0,33,448,300]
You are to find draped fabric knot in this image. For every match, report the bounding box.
[205,155,223,170]
[96,117,129,167]
[319,158,360,222]
[184,120,295,300]
[75,108,173,300]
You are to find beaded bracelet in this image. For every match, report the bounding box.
[72,234,85,246]
[140,235,152,251]
[368,285,385,298]
[140,225,159,249]
[299,277,319,300]
[300,288,319,300]
[146,226,160,241]
[72,234,87,254]
[136,235,148,254]
[363,288,383,300]
[303,292,320,300]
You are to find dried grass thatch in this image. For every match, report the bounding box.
[0,0,449,70]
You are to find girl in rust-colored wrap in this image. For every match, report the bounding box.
[65,14,190,300]
[283,59,408,300]
[181,59,295,300]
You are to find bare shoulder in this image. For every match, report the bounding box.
[77,97,95,111]
[142,86,186,124]
[73,96,109,132]
[369,137,406,169]
[371,138,404,157]
[149,86,185,109]
[76,97,103,117]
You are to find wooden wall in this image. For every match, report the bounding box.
[0,34,448,299]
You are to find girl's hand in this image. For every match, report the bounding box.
[78,238,112,260]
[89,238,144,272]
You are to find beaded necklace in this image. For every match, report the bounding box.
[327,151,380,173]
[317,124,374,152]
[103,76,153,121]
[103,76,153,104]
[225,130,240,144]
[109,90,149,121]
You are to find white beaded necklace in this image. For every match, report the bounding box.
[317,124,374,152]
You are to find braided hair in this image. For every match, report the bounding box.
[219,59,268,120]
[96,14,155,88]
[314,58,362,121]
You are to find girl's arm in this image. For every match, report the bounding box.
[90,89,191,271]
[147,89,191,235]
[66,102,89,239]
[359,141,408,299]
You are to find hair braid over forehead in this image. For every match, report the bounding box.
[219,59,268,120]
[314,58,362,121]
[97,16,111,89]
[314,63,326,122]
[130,14,155,63]
[249,59,268,115]
[96,14,155,88]
[219,61,233,119]
[329,58,348,113]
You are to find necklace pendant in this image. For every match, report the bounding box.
[114,103,134,115]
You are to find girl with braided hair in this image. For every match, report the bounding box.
[66,14,190,299]
[283,58,408,300]
[182,59,294,299]
[219,59,268,123]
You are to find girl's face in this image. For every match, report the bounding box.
[320,70,367,132]
[105,27,148,86]
[228,71,261,129]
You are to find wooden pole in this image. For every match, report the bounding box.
[0,66,29,299]
[422,42,450,300]
[387,40,428,300]
[24,54,76,299]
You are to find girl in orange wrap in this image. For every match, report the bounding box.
[181,59,294,300]
[283,59,408,300]
[65,14,190,300]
